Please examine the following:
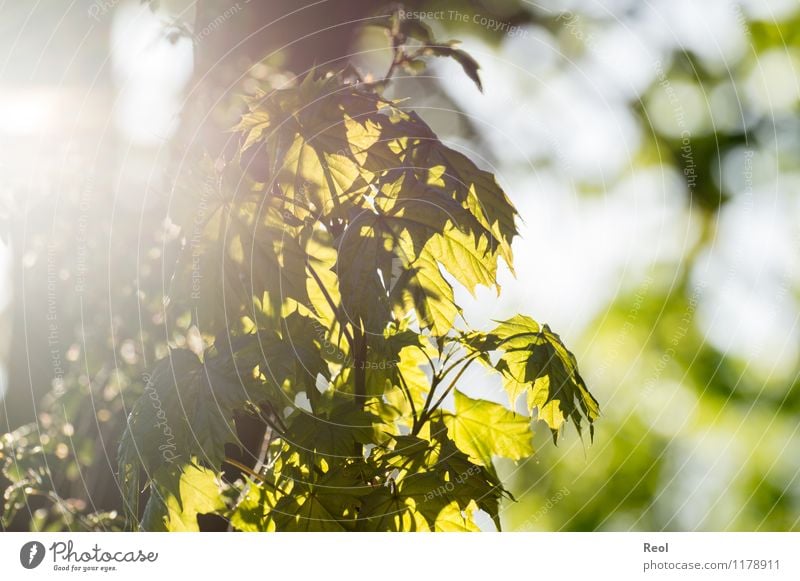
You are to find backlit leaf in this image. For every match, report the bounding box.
[444,390,534,466]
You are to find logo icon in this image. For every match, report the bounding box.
[19,541,46,569]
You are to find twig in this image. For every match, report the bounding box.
[396,369,418,426]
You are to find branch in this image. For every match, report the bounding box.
[427,357,477,417]
[415,366,442,435]
[413,354,480,434]
[396,368,418,427]
[381,21,406,85]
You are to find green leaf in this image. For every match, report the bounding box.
[233,109,271,152]
[237,75,398,221]
[228,480,276,532]
[269,487,349,532]
[286,402,384,458]
[430,145,518,268]
[385,193,501,294]
[370,12,435,45]
[426,43,484,92]
[124,69,599,533]
[434,499,482,532]
[370,14,482,91]
[334,212,396,333]
[169,159,315,330]
[119,325,330,522]
[377,331,433,427]
[228,79,519,338]
[118,350,239,477]
[141,464,225,532]
[390,251,460,336]
[357,486,430,531]
[492,316,600,441]
[444,390,534,467]
[380,425,510,530]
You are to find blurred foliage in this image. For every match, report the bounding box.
[499,4,800,531]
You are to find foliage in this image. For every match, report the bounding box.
[0,2,600,533]
[3,0,798,534]
[114,54,598,530]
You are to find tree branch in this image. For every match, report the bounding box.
[413,355,479,434]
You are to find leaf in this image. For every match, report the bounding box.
[491,316,600,441]
[363,326,426,395]
[334,212,396,334]
[118,350,238,477]
[381,114,519,274]
[228,78,519,338]
[372,181,501,333]
[430,145,518,268]
[449,49,483,92]
[261,444,381,532]
[129,69,599,533]
[238,75,398,221]
[377,330,433,426]
[119,325,330,519]
[168,159,314,330]
[380,425,510,530]
[493,314,543,344]
[228,480,276,532]
[385,193,500,294]
[390,251,460,336]
[370,12,435,45]
[255,312,333,400]
[234,109,271,152]
[269,486,350,532]
[370,14,481,90]
[286,402,383,458]
[357,486,430,532]
[141,464,225,532]
[444,390,534,467]
[426,43,483,92]
[434,499,481,532]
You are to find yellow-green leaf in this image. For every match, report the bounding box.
[141,465,225,532]
[434,499,481,532]
[444,390,534,466]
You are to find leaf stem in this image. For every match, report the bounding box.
[415,366,442,435]
[353,325,367,403]
[382,24,405,84]
[413,355,479,434]
[224,457,264,482]
[427,357,476,416]
[307,262,354,350]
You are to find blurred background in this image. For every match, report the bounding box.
[1,0,798,531]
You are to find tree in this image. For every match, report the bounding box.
[0,4,598,532]
[116,12,599,531]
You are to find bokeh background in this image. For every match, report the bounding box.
[1,0,798,531]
